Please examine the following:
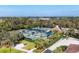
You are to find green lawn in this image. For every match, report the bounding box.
[20,40,36,50]
[0,47,23,53]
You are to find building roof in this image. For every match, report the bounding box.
[52,25,61,32]
[20,27,52,40]
[32,27,51,32]
[65,44,79,53]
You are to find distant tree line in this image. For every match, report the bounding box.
[0,17,79,31]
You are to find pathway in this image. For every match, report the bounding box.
[14,43,36,53]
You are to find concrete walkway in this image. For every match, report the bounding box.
[14,43,36,53]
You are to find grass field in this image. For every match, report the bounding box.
[0,47,23,53]
[20,40,36,50]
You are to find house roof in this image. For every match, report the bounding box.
[52,25,61,32]
[65,44,79,53]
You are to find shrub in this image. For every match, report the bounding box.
[53,46,68,53]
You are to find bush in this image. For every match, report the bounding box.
[53,46,68,53]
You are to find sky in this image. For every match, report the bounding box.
[0,5,79,16]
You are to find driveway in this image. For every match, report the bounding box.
[48,37,79,51]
